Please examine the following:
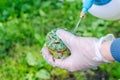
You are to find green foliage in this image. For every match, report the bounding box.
[36,69,51,79]
[26,53,38,66]
[0,0,120,80]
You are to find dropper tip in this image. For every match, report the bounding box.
[80,12,86,18]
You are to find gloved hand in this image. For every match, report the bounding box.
[41,29,115,72]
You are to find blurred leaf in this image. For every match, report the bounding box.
[34,33,41,41]
[39,9,46,17]
[24,73,34,80]
[0,22,3,27]
[41,1,51,8]
[26,52,38,66]
[36,69,50,79]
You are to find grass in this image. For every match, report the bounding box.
[0,0,120,80]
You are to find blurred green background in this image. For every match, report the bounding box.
[0,0,120,80]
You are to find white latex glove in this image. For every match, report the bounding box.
[41,29,115,72]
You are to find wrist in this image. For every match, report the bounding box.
[100,41,115,62]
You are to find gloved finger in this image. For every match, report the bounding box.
[41,47,74,71]
[56,29,77,50]
[41,47,56,66]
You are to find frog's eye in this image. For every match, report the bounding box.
[54,40,60,44]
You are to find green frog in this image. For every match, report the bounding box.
[45,29,70,59]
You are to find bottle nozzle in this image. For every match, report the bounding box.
[80,12,86,18]
[81,0,94,14]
